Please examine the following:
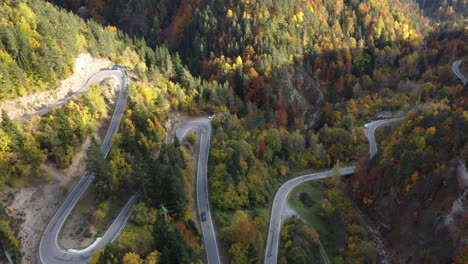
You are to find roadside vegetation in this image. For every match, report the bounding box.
[279,218,322,264]
[351,90,467,263]
[86,80,206,262]
[0,0,211,262]
[0,0,466,263]
[0,203,21,264]
[284,178,377,263]
[288,182,327,242]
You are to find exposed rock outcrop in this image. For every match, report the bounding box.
[288,69,325,128]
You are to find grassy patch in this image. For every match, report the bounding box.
[287,181,327,235]
[287,181,347,258]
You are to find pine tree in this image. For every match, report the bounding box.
[86,137,111,200]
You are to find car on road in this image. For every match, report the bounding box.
[364,123,369,128]
[201,212,207,222]
[208,115,215,119]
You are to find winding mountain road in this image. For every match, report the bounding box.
[365,118,404,157]
[172,116,402,264]
[263,117,403,264]
[36,68,139,264]
[175,118,221,264]
[172,60,465,263]
[29,58,464,264]
[18,57,463,264]
[452,60,467,85]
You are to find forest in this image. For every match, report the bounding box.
[0,0,466,263]
[0,0,206,262]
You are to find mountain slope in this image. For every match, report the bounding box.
[0,1,206,263]
[415,0,467,21]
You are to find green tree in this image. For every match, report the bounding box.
[152,214,188,263]
[266,129,282,154]
[86,137,111,201]
[122,252,143,264]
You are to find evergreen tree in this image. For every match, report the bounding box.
[87,137,111,201]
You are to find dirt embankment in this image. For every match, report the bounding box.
[0,53,113,120]
[165,112,192,143]
[0,53,114,264]
[1,138,92,263]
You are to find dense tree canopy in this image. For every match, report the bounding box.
[0,0,466,263]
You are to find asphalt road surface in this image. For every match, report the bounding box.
[37,68,139,264]
[28,57,466,264]
[452,60,467,85]
[364,117,404,158]
[32,72,406,264]
[175,118,222,264]
[31,57,466,263]
[264,118,403,264]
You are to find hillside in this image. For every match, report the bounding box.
[0,0,205,263]
[415,0,467,21]
[53,0,432,98]
[50,0,437,131]
[352,101,467,263]
[0,0,466,263]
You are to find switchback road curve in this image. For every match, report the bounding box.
[175,118,222,264]
[36,68,139,264]
[263,60,468,262]
[28,57,465,263]
[365,118,404,158]
[264,117,403,264]
[173,117,402,264]
[452,60,467,85]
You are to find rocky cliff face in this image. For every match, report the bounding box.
[353,158,467,264]
[288,70,325,128]
[350,99,467,263]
